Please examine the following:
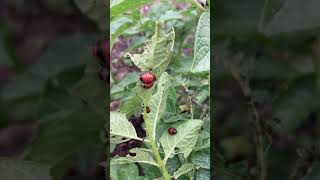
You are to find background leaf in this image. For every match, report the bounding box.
[110,0,151,20]
[260,0,320,35]
[74,0,108,30]
[191,12,210,73]
[173,163,194,179]
[111,163,148,180]
[0,158,51,180]
[1,35,95,101]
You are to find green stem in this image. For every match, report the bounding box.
[143,100,170,180]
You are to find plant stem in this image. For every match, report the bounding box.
[143,101,170,180]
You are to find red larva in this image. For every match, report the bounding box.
[140,72,156,83]
[140,72,156,89]
[168,127,177,135]
[146,106,151,113]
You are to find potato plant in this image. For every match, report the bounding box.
[110,1,210,179]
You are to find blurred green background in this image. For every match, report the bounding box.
[0,0,107,180]
[214,0,320,180]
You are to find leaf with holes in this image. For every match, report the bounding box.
[126,22,175,77]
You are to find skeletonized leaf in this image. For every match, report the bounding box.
[147,72,171,140]
[191,12,210,73]
[173,163,195,179]
[111,148,158,167]
[127,22,175,77]
[110,111,142,143]
[160,120,203,163]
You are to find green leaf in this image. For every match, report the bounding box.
[0,158,51,180]
[111,148,158,167]
[161,112,188,123]
[191,149,210,169]
[71,61,108,116]
[37,79,82,123]
[110,111,143,143]
[173,163,195,179]
[194,129,210,151]
[28,111,103,161]
[111,72,139,95]
[195,86,209,104]
[110,16,134,45]
[27,109,104,166]
[195,168,210,180]
[127,22,175,77]
[159,120,203,163]
[166,86,177,112]
[147,72,171,140]
[260,0,320,36]
[74,0,108,30]
[214,0,264,34]
[111,163,148,180]
[165,155,181,174]
[118,95,141,116]
[111,0,151,20]
[191,12,210,73]
[1,35,95,101]
[140,164,162,179]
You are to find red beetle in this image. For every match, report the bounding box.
[168,127,177,135]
